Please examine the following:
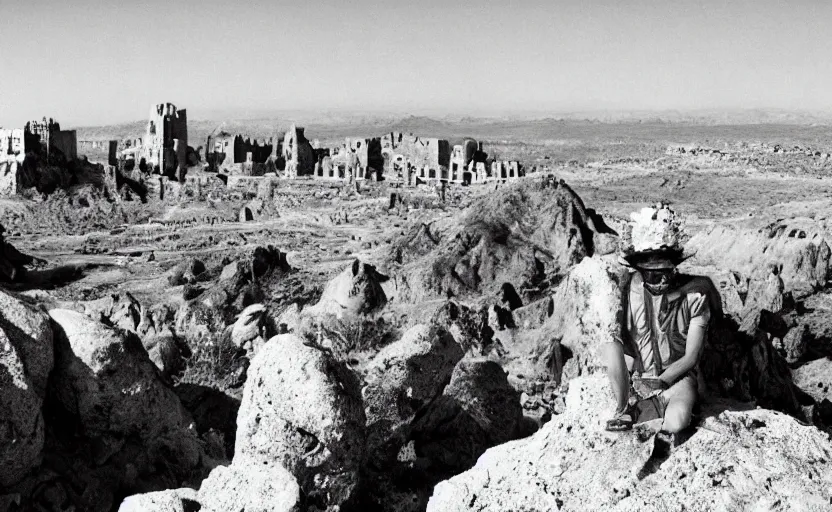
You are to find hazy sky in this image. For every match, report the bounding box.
[1,0,831,126]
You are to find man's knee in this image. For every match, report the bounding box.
[662,407,691,434]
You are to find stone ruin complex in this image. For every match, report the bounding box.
[0,117,77,195]
[121,103,188,181]
[0,105,526,200]
[205,123,320,179]
[204,125,525,187]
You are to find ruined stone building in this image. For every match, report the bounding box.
[206,131,278,175]
[377,132,451,184]
[323,137,384,181]
[26,118,78,161]
[128,103,188,180]
[0,118,78,195]
[0,129,26,195]
[282,125,315,178]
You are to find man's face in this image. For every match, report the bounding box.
[638,266,676,295]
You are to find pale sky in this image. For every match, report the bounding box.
[1,0,830,126]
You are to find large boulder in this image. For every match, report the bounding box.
[83,292,142,333]
[427,376,832,512]
[0,290,54,486]
[411,359,522,474]
[235,334,365,510]
[387,182,617,303]
[362,324,464,465]
[496,255,623,388]
[47,309,198,450]
[197,456,301,512]
[305,259,388,319]
[793,357,832,405]
[118,488,199,512]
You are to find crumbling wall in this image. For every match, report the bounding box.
[283,125,315,178]
[138,103,188,179]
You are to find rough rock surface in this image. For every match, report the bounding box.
[793,357,832,405]
[0,290,54,486]
[235,334,365,510]
[687,218,830,297]
[230,303,268,350]
[497,255,623,387]
[197,457,300,512]
[48,309,196,442]
[306,259,388,319]
[387,182,616,303]
[118,488,199,512]
[362,323,464,465]
[83,292,142,333]
[412,359,522,474]
[428,376,832,512]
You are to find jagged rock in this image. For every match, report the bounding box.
[197,457,300,512]
[427,376,832,512]
[118,488,199,512]
[499,255,623,387]
[412,359,522,474]
[792,358,832,405]
[230,303,268,350]
[686,218,830,297]
[145,336,185,380]
[275,303,302,333]
[168,258,207,286]
[744,264,785,316]
[776,324,810,363]
[251,245,291,278]
[235,334,365,510]
[388,182,616,302]
[83,292,142,332]
[363,324,464,465]
[47,309,198,447]
[0,290,53,486]
[306,259,388,319]
[0,289,53,398]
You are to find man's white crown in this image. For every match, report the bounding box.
[628,203,684,252]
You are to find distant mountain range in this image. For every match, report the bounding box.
[72,109,832,147]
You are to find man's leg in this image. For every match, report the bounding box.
[661,375,698,434]
[602,342,630,418]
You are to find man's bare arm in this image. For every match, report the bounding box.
[659,316,707,385]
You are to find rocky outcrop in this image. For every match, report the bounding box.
[387,182,618,303]
[83,292,142,332]
[0,290,54,486]
[305,259,388,319]
[118,488,199,512]
[48,309,196,443]
[490,255,623,389]
[793,357,832,405]
[362,324,464,466]
[411,359,522,474]
[167,258,207,287]
[235,334,365,510]
[686,218,830,297]
[229,303,269,351]
[427,376,832,512]
[197,457,300,512]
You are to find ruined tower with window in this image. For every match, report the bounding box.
[139,103,188,180]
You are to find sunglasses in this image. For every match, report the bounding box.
[638,268,674,285]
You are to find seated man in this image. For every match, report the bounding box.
[603,205,711,449]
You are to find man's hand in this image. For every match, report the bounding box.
[632,376,667,401]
